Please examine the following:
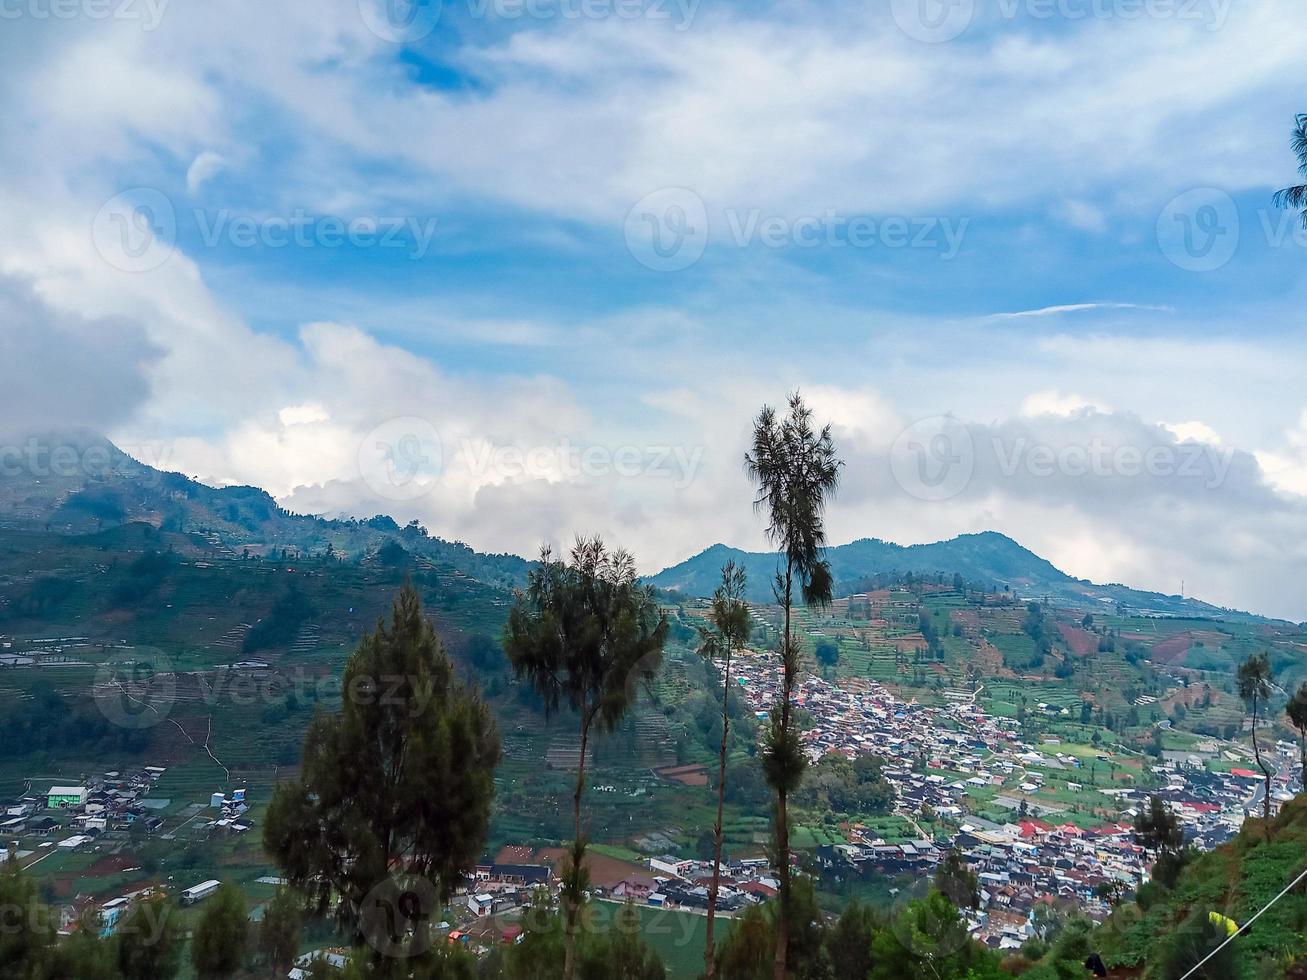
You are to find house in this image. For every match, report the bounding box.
[290,949,349,979]
[476,863,552,887]
[613,876,658,902]
[47,786,87,809]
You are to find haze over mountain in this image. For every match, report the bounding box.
[0,430,1272,622]
[0,429,529,589]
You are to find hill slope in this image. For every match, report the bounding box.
[1096,794,1307,977]
[650,532,1260,621]
[0,429,530,589]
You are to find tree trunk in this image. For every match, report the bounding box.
[1251,701,1271,838]
[773,789,790,980]
[773,563,793,980]
[704,647,732,980]
[565,713,590,980]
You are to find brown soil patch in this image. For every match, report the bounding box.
[533,848,650,889]
[86,853,138,876]
[1058,624,1097,658]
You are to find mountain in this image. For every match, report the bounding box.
[0,431,1266,621]
[0,429,530,590]
[649,532,1264,621]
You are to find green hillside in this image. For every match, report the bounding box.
[1096,795,1307,978]
[650,534,1266,622]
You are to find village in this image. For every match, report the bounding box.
[2,611,1303,966]
[726,651,1302,949]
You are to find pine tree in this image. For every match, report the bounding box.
[696,561,751,979]
[265,583,501,960]
[745,392,842,980]
[190,882,248,979]
[504,538,668,980]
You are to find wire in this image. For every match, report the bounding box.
[1178,862,1307,980]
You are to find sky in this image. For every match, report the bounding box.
[3,0,1307,617]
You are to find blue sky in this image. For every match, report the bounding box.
[3,0,1307,616]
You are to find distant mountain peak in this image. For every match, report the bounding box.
[649,532,1260,622]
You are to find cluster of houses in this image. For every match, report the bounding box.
[607,855,777,912]
[1,767,171,847]
[726,652,1298,948]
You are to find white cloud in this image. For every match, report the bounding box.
[1020,391,1108,418]
[186,151,226,194]
[986,303,1173,321]
[3,3,1307,622]
[1162,420,1224,446]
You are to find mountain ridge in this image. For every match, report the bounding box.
[649,531,1270,623]
[0,430,1271,622]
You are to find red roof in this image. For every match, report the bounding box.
[1230,768,1261,779]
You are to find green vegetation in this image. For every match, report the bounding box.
[504,538,670,980]
[745,391,843,980]
[1096,794,1307,977]
[264,584,501,957]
